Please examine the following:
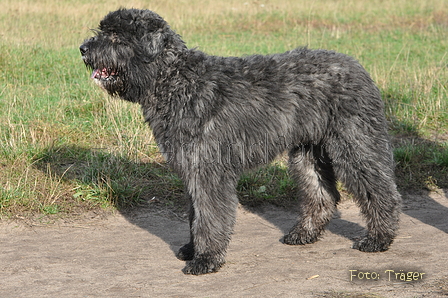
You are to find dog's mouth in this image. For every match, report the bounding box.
[91,67,118,81]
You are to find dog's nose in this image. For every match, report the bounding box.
[80,44,88,56]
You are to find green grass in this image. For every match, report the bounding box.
[238,161,297,207]
[0,0,447,217]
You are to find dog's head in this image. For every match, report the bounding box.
[80,8,185,99]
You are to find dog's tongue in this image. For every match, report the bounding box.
[91,69,101,79]
[91,68,117,79]
[91,68,110,79]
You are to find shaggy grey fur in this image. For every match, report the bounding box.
[80,8,401,275]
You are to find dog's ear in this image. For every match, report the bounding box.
[131,9,170,61]
[141,29,166,60]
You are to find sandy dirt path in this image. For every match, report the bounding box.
[1,190,447,297]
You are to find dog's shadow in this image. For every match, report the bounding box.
[34,144,448,257]
[33,145,190,255]
[245,205,369,246]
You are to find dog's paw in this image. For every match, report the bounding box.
[176,243,195,261]
[182,255,224,275]
[354,235,392,252]
[283,231,319,245]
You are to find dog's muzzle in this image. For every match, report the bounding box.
[79,44,118,81]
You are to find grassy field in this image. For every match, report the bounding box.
[0,0,447,217]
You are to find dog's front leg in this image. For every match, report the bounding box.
[180,170,238,275]
[176,193,195,261]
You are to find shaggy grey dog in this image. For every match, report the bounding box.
[80,8,401,275]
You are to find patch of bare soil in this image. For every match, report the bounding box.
[1,190,447,297]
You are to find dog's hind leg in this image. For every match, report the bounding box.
[326,134,401,252]
[284,144,340,245]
